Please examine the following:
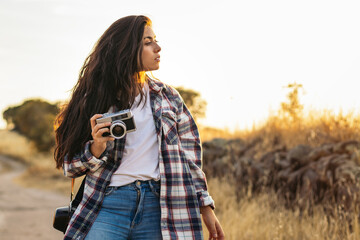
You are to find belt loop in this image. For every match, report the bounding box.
[148,180,155,192]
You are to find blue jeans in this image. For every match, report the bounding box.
[85,179,162,240]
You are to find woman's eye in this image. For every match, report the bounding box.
[145,40,159,45]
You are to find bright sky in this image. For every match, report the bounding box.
[1,0,360,130]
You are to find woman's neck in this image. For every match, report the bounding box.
[136,72,146,83]
[134,72,146,96]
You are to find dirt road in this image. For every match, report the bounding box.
[0,155,67,240]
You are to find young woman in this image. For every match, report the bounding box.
[55,15,225,240]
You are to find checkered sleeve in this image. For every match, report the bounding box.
[63,140,108,178]
[176,94,215,210]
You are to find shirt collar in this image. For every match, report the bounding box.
[147,75,165,93]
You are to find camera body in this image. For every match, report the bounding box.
[53,201,77,233]
[96,109,136,139]
[53,206,71,233]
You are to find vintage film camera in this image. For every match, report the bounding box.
[96,109,136,139]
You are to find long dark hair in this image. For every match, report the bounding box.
[54,15,151,169]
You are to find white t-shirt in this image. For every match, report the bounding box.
[109,82,160,186]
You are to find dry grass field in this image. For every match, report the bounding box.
[200,109,360,239]
[204,177,360,240]
[0,129,69,194]
[2,107,360,239]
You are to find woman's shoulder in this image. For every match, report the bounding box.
[147,76,182,101]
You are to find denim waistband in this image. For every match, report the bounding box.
[108,179,160,191]
[134,179,160,185]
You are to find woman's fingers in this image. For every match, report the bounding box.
[208,222,218,240]
[215,221,225,239]
[93,125,116,142]
[106,136,116,141]
[99,136,115,143]
[89,114,115,158]
[206,219,225,240]
[90,114,114,141]
[94,126,110,138]
[90,114,103,130]
[92,122,111,136]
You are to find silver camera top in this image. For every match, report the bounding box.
[96,109,133,124]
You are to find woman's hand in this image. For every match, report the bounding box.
[200,206,225,240]
[90,114,115,158]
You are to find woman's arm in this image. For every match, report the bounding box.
[63,140,109,178]
[176,98,225,239]
[176,99,215,209]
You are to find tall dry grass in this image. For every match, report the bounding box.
[217,108,360,160]
[203,177,360,240]
[199,108,360,239]
[0,129,35,162]
[0,129,69,194]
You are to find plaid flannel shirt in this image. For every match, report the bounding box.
[63,77,215,240]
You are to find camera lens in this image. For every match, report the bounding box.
[113,125,124,136]
[110,121,126,139]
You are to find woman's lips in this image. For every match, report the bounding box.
[155,56,160,62]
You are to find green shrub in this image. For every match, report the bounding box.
[175,86,207,121]
[3,99,59,152]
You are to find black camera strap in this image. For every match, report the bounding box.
[70,177,86,211]
[53,176,86,234]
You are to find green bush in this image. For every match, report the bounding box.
[175,86,207,121]
[3,99,59,152]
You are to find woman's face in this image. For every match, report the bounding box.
[141,26,161,71]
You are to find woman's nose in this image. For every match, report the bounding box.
[155,43,161,53]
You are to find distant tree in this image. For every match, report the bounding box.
[2,88,206,151]
[3,99,59,152]
[280,82,304,122]
[175,86,207,121]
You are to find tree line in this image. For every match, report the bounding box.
[3,87,206,152]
